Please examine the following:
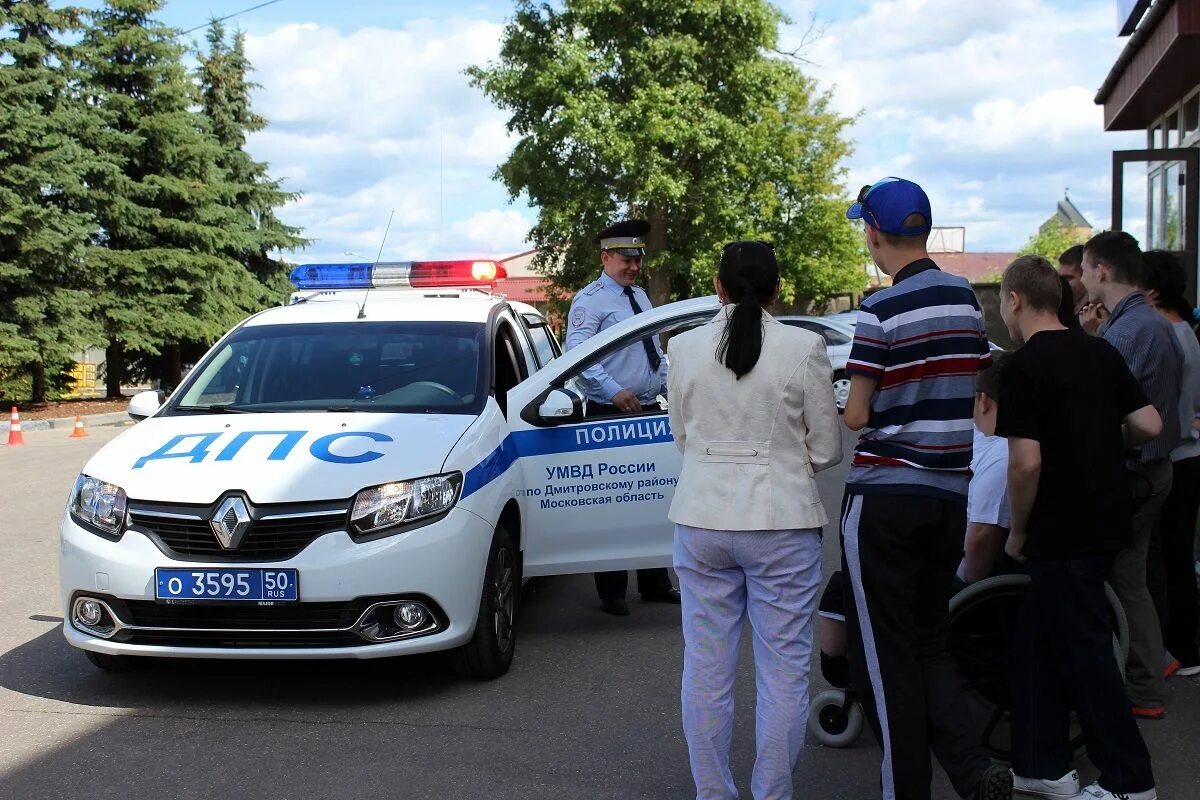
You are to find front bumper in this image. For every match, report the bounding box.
[59,507,493,659]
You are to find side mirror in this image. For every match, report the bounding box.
[128,390,164,421]
[537,388,583,424]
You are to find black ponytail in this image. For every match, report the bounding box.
[715,241,779,379]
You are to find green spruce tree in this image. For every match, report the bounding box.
[79,0,269,395]
[0,0,106,403]
[197,20,306,302]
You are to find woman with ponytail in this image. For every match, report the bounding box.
[666,240,842,799]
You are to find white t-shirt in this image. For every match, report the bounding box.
[967,427,1010,528]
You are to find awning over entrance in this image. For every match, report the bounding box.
[1096,0,1200,131]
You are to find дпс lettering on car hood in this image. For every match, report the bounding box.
[82,413,475,504]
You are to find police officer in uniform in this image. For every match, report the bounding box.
[566,219,680,616]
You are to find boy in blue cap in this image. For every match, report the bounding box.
[839,178,1010,800]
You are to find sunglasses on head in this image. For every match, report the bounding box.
[856,184,883,229]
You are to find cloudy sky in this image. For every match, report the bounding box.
[150,0,1145,263]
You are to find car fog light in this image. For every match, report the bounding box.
[394,603,427,630]
[79,599,104,626]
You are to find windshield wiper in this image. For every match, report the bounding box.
[174,404,257,414]
[324,405,367,413]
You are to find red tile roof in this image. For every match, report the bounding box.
[935,252,1016,283]
[495,276,563,303]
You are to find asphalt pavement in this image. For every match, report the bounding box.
[1,425,1197,800]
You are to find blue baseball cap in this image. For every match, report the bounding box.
[846,177,932,236]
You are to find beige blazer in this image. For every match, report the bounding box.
[666,308,842,531]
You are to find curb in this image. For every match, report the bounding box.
[20,411,134,432]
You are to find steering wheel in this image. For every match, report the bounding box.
[406,381,463,402]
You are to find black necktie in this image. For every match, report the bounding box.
[623,286,662,372]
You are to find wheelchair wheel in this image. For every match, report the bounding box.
[807,688,864,748]
[948,573,1133,763]
[948,574,1028,761]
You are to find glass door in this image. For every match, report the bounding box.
[1113,148,1199,304]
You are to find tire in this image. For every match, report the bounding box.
[807,688,864,748]
[831,371,851,414]
[84,650,137,673]
[453,523,518,680]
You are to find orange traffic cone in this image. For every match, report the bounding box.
[69,415,88,438]
[7,406,24,446]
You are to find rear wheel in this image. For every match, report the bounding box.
[84,650,137,673]
[453,523,518,680]
[831,371,851,413]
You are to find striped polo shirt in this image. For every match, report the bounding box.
[845,258,992,500]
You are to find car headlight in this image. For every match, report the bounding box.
[350,472,462,538]
[69,475,128,539]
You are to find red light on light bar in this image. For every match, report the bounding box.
[408,260,507,288]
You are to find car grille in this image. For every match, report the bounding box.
[127,499,348,562]
[120,599,362,629]
[112,598,372,648]
[91,595,446,650]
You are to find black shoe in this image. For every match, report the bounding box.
[641,587,681,604]
[971,764,1013,800]
[600,598,630,616]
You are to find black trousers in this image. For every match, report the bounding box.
[839,492,990,800]
[1011,555,1155,793]
[1148,454,1200,666]
[594,568,674,601]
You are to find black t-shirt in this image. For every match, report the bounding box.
[995,328,1148,560]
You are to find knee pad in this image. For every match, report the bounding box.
[821,651,851,689]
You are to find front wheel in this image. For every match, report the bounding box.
[807,688,864,748]
[453,523,518,680]
[831,371,851,414]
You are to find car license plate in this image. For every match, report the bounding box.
[155,568,299,603]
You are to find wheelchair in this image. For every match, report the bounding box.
[806,573,1130,762]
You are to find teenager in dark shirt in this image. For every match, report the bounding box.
[996,255,1161,800]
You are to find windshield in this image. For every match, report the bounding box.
[167,321,487,415]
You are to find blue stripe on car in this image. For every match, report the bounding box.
[459,414,671,499]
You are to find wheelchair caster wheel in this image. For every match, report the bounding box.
[807,688,864,748]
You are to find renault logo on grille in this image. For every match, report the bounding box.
[210,496,251,550]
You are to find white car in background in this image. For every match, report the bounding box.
[777,314,856,411]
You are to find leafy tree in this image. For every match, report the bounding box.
[79,0,270,396]
[0,0,105,403]
[196,20,306,302]
[1018,220,1091,265]
[468,0,866,306]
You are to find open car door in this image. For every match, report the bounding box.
[506,297,720,576]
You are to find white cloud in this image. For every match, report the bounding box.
[244,2,1150,264]
[783,0,1145,249]
[242,17,527,264]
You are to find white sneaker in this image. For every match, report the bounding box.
[1177,663,1200,677]
[1012,770,1079,798]
[1078,782,1157,800]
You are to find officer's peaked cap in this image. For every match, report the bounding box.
[594,219,650,256]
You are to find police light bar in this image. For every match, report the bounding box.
[289,260,507,290]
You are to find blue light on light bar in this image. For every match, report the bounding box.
[289,263,374,289]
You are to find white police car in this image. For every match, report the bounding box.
[61,259,721,678]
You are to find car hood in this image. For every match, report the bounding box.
[82,412,475,505]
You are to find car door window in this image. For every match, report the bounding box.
[557,315,711,420]
[821,326,851,346]
[523,321,560,368]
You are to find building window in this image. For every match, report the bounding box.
[1165,108,1180,149]
[1184,92,1199,145]
[1165,162,1184,251]
[1149,170,1163,248]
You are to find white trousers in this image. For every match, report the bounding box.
[674,524,823,800]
